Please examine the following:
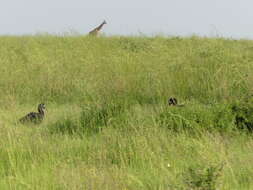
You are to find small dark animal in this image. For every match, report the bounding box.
[19,103,46,124]
[168,97,184,107]
[168,97,178,106]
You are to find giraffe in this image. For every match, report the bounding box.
[89,20,107,36]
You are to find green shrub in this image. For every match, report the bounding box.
[183,163,224,190]
[231,99,253,132]
[79,101,127,134]
[156,104,235,133]
[48,117,82,136]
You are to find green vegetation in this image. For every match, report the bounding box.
[0,35,253,189]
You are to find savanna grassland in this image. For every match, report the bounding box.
[0,35,253,189]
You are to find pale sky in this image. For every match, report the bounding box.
[0,0,252,38]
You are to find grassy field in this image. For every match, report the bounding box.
[0,35,253,189]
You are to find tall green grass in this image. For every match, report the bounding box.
[0,35,253,189]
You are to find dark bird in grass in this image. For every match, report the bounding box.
[19,103,46,124]
[168,97,184,107]
[168,97,178,106]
